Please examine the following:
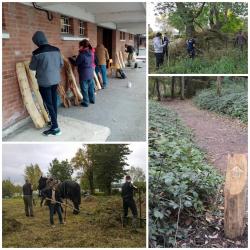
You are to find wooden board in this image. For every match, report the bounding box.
[119,51,125,68]
[16,62,46,128]
[23,61,50,123]
[224,153,247,239]
[62,55,83,102]
[57,84,71,108]
[94,71,102,90]
[116,52,123,69]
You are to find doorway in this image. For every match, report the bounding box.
[103,28,113,59]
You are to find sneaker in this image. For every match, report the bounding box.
[90,101,95,104]
[81,102,88,107]
[51,224,56,228]
[43,128,61,136]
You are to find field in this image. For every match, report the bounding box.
[149,45,248,74]
[3,195,146,248]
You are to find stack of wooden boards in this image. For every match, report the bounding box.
[16,56,103,128]
[107,51,127,76]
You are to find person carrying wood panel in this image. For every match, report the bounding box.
[125,44,135,67]
[29,31,63,136]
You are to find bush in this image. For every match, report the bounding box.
[193,80,248,123]
[149,48,248,74]
[149,101,223,248]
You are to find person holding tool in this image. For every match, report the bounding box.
[42,183,65,227]
[121,175,138,229]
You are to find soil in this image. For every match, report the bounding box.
[164,99,248,175]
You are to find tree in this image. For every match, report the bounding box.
[71,146,95,194]
[155,2,206,36]
[24,164,42,190]
[216,76,222,96]
[180,76,185,100]
[48,158,73,181]
[2,179,16,197]
[91,144,131,195]
[128,166,145,182]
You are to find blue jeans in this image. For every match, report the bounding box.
[96,65,108,87]
[49,203,63,225]
[80,79,95,106]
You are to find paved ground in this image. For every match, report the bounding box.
[3,55,146,142]
[164,100,248,174]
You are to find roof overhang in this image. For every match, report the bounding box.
[22,2,146,34]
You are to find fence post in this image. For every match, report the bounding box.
[224,153,247,239]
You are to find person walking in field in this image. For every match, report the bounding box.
[30,31,63,136]
[186,37,196,59]
[153,32,167,70]
[23,179,34,217]
[234,31,247,52]
[95,44,109,88]
[42,183,64,227]
[121,175,138,229]
[162,33,169,59]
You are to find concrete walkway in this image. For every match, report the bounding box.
[3,60,146,142]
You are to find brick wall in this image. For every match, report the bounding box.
[2,3,135,129]
[2,3,98,129]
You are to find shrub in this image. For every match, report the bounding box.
[193,80,248,123]
[149,101,223,247]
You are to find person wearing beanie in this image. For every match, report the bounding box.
[29,31,63,136]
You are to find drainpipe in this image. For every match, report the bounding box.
[32,2,53,21]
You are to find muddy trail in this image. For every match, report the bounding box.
[163,99,248,175]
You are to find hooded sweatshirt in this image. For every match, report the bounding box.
[153,36,166,53]
[95,44,109,65]
[29,31,63,87]
[75,48,94,81]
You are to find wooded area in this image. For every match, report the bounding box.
[149,2,248,73]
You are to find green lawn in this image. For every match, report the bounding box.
[3,196,146,248]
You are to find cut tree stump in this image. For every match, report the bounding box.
[224,153,247,239]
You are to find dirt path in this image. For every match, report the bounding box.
[164,100,248,174]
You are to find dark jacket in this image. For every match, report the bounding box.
[42,188,63,206]
[29,31,63,87]
[121,182,137,200]
[75,48,94,81]
[23,183,33,196]
[125,45,134,54]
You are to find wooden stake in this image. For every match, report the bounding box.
[224,153,247,239]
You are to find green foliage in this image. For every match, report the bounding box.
[150,48,248,74]
[48,158,73,181]
[24,164,42,190]
[193,79,248,123]
[2,179,22,198]
[90,144,131,195]
[149,101,223,247]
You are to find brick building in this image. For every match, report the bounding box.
[2,2,146,130]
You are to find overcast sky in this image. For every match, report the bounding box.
[3,143,147,185]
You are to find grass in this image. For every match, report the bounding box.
[3,196,146,248]
[149,48,248,74]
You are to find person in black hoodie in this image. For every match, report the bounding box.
[30,31,64,136]
[121,175,138,228]
[42,184,64,227]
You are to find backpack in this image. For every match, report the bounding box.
[117,69,127,79]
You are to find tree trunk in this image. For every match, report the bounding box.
[216,76,222,96]
[224,154,247,239]
[88,170,95,195]
[155,78,161,101]
[171,77,175,99]
[180,77,185,100]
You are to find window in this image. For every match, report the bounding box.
[79,20,85,36]
[61,16,71,34]
[120,31,125,41]
[129,34,133,40]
